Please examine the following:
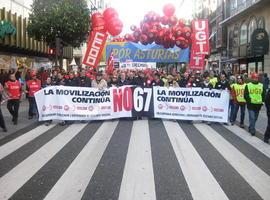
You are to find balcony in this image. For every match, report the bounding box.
[221,0,268,25]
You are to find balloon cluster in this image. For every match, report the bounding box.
[91,7,123,36]
[124,4,191,49]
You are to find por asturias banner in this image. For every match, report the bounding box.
[189,19,209,70]
[105,42,190,63]
[82,31,108,67]
[35,86,229,122]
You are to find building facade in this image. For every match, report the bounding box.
[194,0,227,72]
[222,0,270,75]
[0,0,73,71]
[194,0,270,74]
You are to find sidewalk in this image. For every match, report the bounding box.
[0,98,39,140]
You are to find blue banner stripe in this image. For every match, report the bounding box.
[106,42,190,63]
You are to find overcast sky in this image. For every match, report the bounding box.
[108,0,194,34]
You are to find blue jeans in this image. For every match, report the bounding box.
[231,103,246,124]
[229,99,235,122]
[28,97,37,117]
[248,109,259,134]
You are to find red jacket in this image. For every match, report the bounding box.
[26,79,41,97]
[5,80,22,99]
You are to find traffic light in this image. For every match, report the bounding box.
[48,48,55,55]
[56,37,63,56]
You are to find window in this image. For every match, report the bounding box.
[233,24,239,47]
[228,28,234,49]
[258,17,265,29]
[240,22,248,45]
[248,17,257,42]
[231,0,237,9]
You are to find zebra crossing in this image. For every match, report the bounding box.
[0,119,270,200]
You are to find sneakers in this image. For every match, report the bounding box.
[45,122,50,126]
[249,130,256,136]
[2,128,7,132]
[28,116,33,120]
[60,121,66,126]
[240,124,245,128]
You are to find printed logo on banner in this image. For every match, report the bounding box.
[82,31,108,67]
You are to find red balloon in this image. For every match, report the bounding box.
[169,16,178,26]
[140,34,149,45]
[107,18,123,36]
[164,33,175,48]
[152,13,160,22]
[133,28,142,38]
[182,26,191,39]
[174,26,183,37]
[161,16,169,25]
[148,29,158,39]
[141,23,150,33]
[152,22,162,30]
[92,12,107,32]
[163,3,175,17]
[103,8,118,22]
[175,36,186,48]
[178,19,186,27]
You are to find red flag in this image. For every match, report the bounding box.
[106,50,114,74]
[82,31,108,67]
[189,51,205,70]
[189,19,209,70]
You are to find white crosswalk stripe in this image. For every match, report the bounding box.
[0,120,270,200]
[225,124,270,159]
[43,121,118,200]
[194,123,270,200]
[119,120,156,200]
[164,121,229,200]
[0,124,55,160]
[0,123,87,200]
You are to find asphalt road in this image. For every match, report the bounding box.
[0,119,270,200]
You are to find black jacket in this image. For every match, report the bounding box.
[79,76,91,87]
[134,76,146,87]
[151,79,164,86]
[178,78,188,87]
[265,89,270,117]
[117,79,130,87]
[64,77,79,87]
[215,80,231,90]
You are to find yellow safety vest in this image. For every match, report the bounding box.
[247,82,263,104]
[233,83,246,103]
[210,77,218,88]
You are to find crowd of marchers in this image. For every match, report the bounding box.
[0,67,270,144]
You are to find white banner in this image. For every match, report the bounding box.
[35,86,130,121]
[119,62,156,69]
[35,86,229,122]
[153,87,229,122]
